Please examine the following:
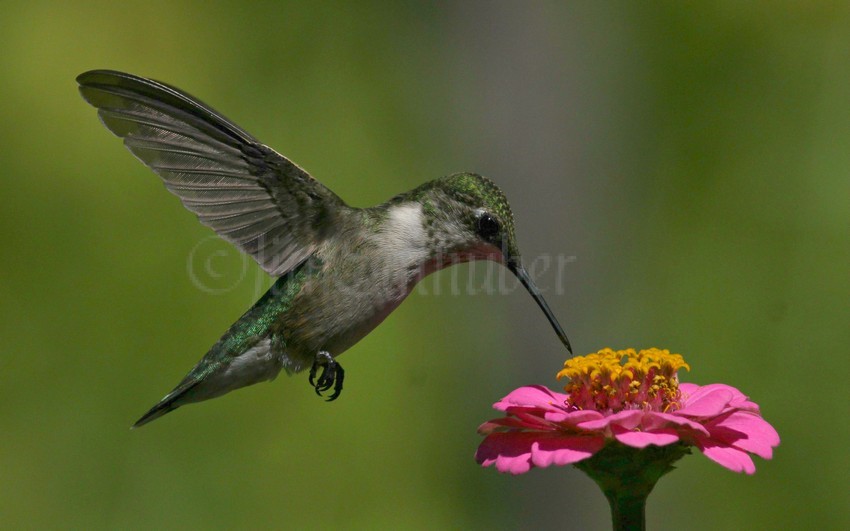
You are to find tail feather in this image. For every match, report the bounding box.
[131,380,199,428]
[130,271,305,428]
[132,403,177,429]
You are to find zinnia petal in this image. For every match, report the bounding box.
[698,441,757,474]
[645,412,711,436]
[494,385,569,412]
[612,426,681,448]
[578,409,645,431]
[530,434,606,467]
[476,432,536,475]
[477,417,537,435]
[705,411,780,459]
[685,383,759,412]
[676,386,735,417]
[554,409,606,425]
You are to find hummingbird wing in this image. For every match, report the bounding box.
[77,70,346,277]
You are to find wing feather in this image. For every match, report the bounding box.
[77,70,346,277]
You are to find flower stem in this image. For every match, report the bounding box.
[602,483,650,531]
[574,442,690,531]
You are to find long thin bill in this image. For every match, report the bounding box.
[508,260,573,354]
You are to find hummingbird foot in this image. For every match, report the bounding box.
[308,351,345,401]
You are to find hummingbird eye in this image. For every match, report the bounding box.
[476,211,501,243]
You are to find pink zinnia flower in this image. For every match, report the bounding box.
[476,348,779,475]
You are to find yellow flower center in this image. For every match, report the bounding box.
[556,348,690,413]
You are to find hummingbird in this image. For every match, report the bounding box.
[77,70,572,427]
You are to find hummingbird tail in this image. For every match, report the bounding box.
[130,274,299,429]
[132,403,178,429]
[131,380,199,428]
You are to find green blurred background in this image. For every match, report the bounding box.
[1,1,848,529]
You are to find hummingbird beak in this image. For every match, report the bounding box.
[507,258,573,354]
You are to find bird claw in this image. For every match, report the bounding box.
[309,351,344,401]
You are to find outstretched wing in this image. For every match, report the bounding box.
[77,69,346,277]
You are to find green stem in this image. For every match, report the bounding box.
[601,481,650,531]
[574,442,690,531]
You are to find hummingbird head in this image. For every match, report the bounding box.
[410,172,572,353]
